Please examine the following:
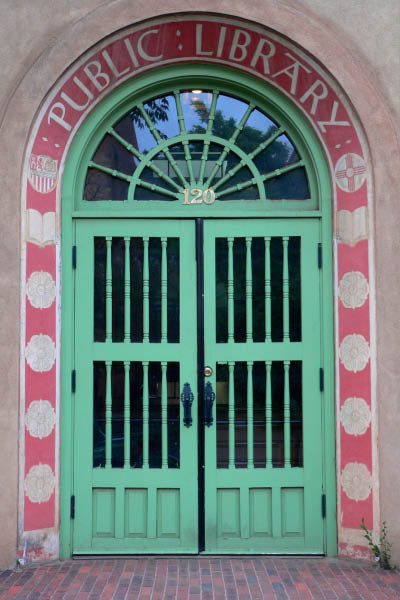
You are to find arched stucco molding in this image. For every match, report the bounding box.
[0,2,398,566]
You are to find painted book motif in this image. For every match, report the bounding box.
[26,209,56,247]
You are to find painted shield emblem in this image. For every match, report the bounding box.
[28,154,58,194]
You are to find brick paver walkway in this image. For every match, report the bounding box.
[0,557,399,599]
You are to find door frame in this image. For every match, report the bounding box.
[60,64,336,558]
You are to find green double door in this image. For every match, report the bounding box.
[72,218,325,554]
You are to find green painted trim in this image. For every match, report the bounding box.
[61,62,336,557]
[60,194,75,559]
[320,201,337,557]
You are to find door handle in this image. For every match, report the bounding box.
[204,381,215,427]
[181,383,194,427]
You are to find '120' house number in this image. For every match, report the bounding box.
[183,188,216,205]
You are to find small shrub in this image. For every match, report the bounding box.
[360,518,393,569]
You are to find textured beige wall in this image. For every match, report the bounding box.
[0,0,399,569]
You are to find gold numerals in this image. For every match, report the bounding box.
[183,188,216,205]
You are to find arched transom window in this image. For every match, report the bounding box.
[81,85,317,210]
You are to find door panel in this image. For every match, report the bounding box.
[73,219,198,553]
[203,219,324,553]
[72,217,325,555]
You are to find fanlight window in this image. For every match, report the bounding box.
[84,90,311,205]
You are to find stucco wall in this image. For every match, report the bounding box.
[0,0,399,569]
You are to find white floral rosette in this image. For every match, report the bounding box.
[340,397,371,436]
[26,271,56,309]
[339,334,369,372]
[25,400,56,439]
[26,334,56,372]
[339,272,369,309]
[341,462,372,501]
[24,464,55,503]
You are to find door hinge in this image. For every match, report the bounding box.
[321,493,326,519]
[72,246,77,269]
[72,370,76,393]
[70,495,75,519]
[318,243,322,269]
[319,368,324,392]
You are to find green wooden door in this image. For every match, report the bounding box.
[203,219,324,553]
[73,219,198,554]
[72,216,324,555]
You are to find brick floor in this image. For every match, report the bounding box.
[0,557,399,599]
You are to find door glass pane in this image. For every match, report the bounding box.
[234,362,247,468]
[290,361,303,468]
[167,238,180,343]
[111,361,124,468]
[94,238,106,342]
[212,94,249,141]
[216,363,229,468]
[167,363,180,468]
[253,361,266,467]
[130,361,143,468]
[84,168,129,201]
[180,90,212,132]
[143,95,180,140]
[236,109,279,153]
[93,361,106,467]
[112,238,125,343]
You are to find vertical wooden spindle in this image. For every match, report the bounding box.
[284,360,291,468]
[247,361,254,469]
[228,361,235,468]
[105,237,112,342]
[265,361,272,468]
[264,236,271,341]
[124,237,131,343]
[283,237,290,341]
[143,237,149,343]
[161,238,168,342]
[227,238,234,342]
[105,360,112,468]
[161,362,168,468]
[142,361,149,468]
[124,361,130,468]
[246,237,253,341]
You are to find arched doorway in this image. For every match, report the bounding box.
[61,64,334,555]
